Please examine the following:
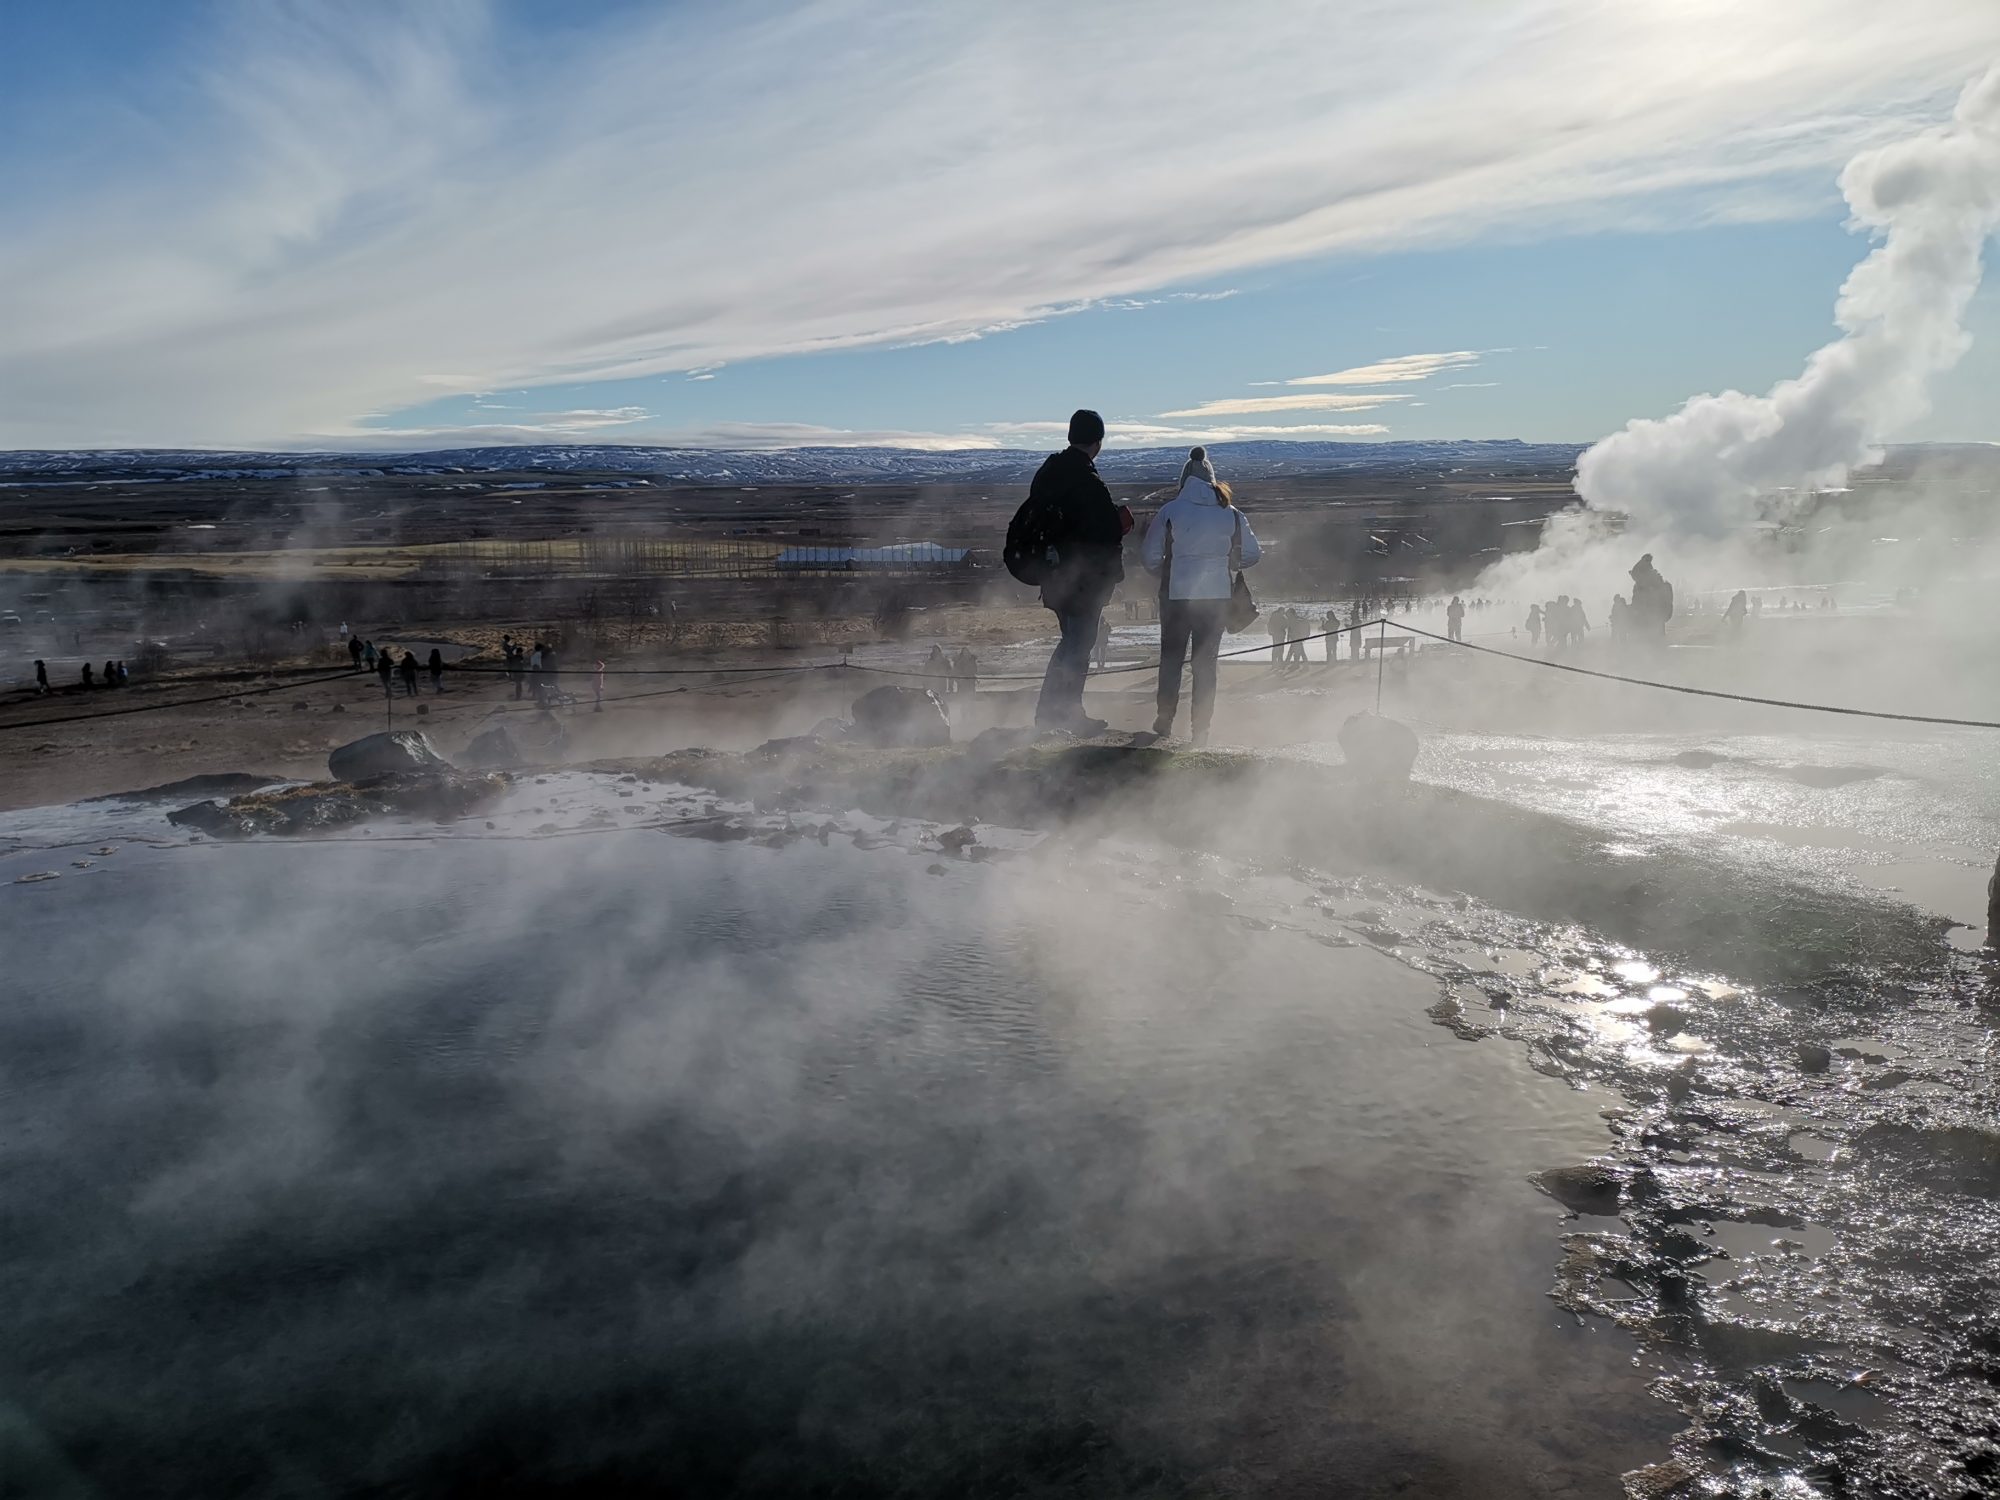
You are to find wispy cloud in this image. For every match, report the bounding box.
[1284,351,1483,386]
[1442,381,1500,389]
[3,1,1997,444]
[1158,393,1410,419]
[358,405,655,442]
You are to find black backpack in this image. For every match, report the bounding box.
[1004,488,1063,586]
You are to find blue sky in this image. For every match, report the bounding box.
[1,0,1997,451]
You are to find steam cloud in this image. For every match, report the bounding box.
[1574,63,2000,535]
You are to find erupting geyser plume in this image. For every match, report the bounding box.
[1574,63,2000,538]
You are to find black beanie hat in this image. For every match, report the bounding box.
[1067,408,1105,446]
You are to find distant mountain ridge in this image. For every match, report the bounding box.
[0,439,1589,487]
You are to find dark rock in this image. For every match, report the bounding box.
[167,799,269,839]
[751,735,826,759]
[1531,1161,1624,1215]
[328,730,448,782]
[1337,712,1419,783]
[175,770,507,839]
[460,725,523,770]
[938,826,977,852]
[1797,1043,1833,1073]
[86,772,278,804]
[1644,1002,1690,1036]
[1623,1458,1700,1499]
[806,717,854,743]
[850,685,951,748]
[1671,749,1720,769]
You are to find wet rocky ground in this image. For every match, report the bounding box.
[10,738,1996,1497]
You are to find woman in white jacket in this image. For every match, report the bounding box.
[1140,447,1262,744]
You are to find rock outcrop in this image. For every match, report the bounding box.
[327,730,449,782]
[169,771,507,838]
[460,726,523,770]
[850,686,951,748]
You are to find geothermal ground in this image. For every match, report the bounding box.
[3,458,1999,1498]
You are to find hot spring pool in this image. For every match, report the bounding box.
[0,784,1670,1498]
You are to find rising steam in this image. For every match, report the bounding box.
[1574,63,2000,535]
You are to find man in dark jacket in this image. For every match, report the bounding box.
[1628,553,1673,642]
[1031,409,1125,732]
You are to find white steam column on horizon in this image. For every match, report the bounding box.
[1573,63,2000,535]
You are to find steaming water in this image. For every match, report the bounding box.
[0,784,1671,1498]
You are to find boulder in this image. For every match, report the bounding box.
[328,730,449,782]
[167,799,259,839]
[85,772,277,805]
[807,717,855,743]
[850,685,951,748]
[1337,712,1419,783]
[460,725,523,769]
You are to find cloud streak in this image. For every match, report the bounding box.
[3,1,1998,445]
[1284,351,1484,386]
[1158,393,1409,419]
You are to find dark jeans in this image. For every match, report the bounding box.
[1036,595,1104,726]
[1155,597,1229,734]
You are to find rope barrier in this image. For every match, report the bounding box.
[0,669,370,733]
[1388,622,2000,730]
[449,661,822,677]
[9,612,1997,736]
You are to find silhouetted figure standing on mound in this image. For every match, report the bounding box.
[1009,409,1125,735]
[81,663,94,689]
[428,648,445,693]
[376,650,394,695]
[1142,447,1261,746]
[1629,553,1674,642]
[1725,589,1748,633]
[1446,595,1465,643]
[399,651,420,696]
[34,659,49,695]
[348,636,364,670]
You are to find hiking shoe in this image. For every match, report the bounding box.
[1151,716,1174,738]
